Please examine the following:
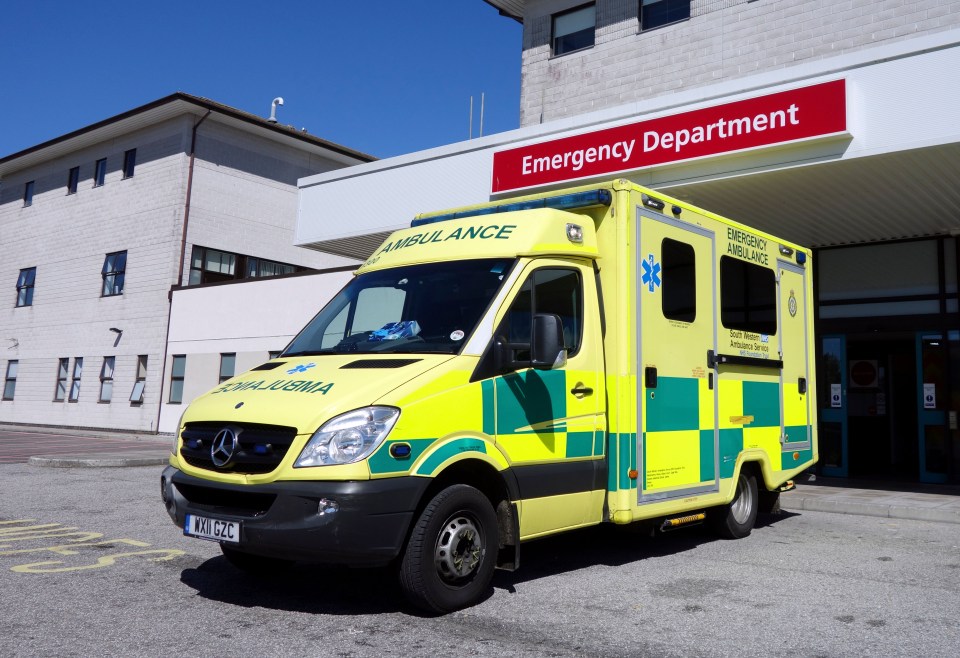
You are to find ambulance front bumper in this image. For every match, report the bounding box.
[161,466,430,566]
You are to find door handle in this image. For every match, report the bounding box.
[571,382,594,398]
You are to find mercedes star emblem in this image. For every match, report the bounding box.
[210,427,239,467]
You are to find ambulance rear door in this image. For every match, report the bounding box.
[636,207,719,503]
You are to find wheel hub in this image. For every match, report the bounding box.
[434,514,483,582]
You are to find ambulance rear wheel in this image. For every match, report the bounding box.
[710,470,758,539]
[399,484,499,614]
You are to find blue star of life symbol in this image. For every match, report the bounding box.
[287,363,316,375]
[641,254,662,293]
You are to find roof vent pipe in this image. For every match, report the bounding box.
[267,97,284,123]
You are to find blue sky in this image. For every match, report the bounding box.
[0,1,522,159]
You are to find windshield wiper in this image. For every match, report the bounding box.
[282,350,335,357]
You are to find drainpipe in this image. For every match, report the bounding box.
[156,110,212,434]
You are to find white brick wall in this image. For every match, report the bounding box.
[517,0,960,125]
[0,109,364,433]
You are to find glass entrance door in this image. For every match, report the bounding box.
[819,335,847,477]
[917,333,948,483]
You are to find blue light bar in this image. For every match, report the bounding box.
[411,189,612,227]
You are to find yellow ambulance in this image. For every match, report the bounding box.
[161,179,816,612]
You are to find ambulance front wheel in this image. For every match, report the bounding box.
[710,470,758,539]
[399,484,499,614]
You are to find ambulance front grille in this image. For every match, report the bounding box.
[179,422,298,474]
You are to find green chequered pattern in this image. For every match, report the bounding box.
[495,369,567,434]
[481,379,496,436]
[645,377,700,432]
[566,431,595,458]
[742,381,780,427]
[784,424,810,444]
[718,428,744,479]
[369,438,436,474]
[593,429,604,456]
[415,437,487,475]
[781,446,813,469]
[699,429,715,482]
[613,433,638,491]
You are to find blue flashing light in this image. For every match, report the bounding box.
[411,189,612,227]
[796,251,807,265]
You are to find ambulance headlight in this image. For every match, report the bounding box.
[295,406,399,467]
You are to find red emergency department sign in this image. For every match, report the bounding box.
[491,79,847,194]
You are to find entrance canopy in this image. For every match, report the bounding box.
[297,30,960,258]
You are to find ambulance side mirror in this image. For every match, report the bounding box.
[530,313,567,370]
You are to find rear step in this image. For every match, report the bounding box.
[660,512,706,532]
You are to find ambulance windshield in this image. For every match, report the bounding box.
[284,259,514,356]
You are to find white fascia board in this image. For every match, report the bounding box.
[296,29,960,247]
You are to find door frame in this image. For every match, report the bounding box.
[819,333,848,477]
[635,208,719,504]
[916,331,948,484]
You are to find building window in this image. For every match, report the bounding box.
[67,166,80,195]
[122,149,136,179]
[55,358,69,401]
[69,357,83,402]
[130,355,147,403]
[16,267,36,307]
[23,181,35,207]
[219,353,236,384]
[93,158,107,187]
[640,0,691,31]
[99,356,115,402]
[169,355,186,404]
[720,256,777,335]
[189,245,305,285]
[3,361,18,401]
[101,251,127,296]
[552,3,595,56]
[661,238,696,323]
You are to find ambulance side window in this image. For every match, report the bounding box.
[720,256,777,335]
[661,238,696,323]
[501,268,583,358]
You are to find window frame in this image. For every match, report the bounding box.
[23,180,35,207]
[551,3,596,57]
[130,354,147,403]
[67,166,80,195]
[93,157,107,187]
[219,353,236,384]
[719,256,778,336]
[639,0,691,32]
[661,238,697,323]
[69,357,83,402]
[500,266,585,361]
[16,267,36,307]
[99,356,115,403]
[101,251,127,297]
[54,357,69,402]
[122,148,136,179]
[3,361,18,401]
[169,354,186,404]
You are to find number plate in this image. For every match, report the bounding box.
[184,514,240,544]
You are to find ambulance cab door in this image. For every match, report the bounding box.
[492,259,606,536]
[637,208,719,503]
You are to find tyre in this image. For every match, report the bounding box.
[220,545,294,575]
[709,469,758,539]
[399,484,499,614]
[758,487,781,515]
